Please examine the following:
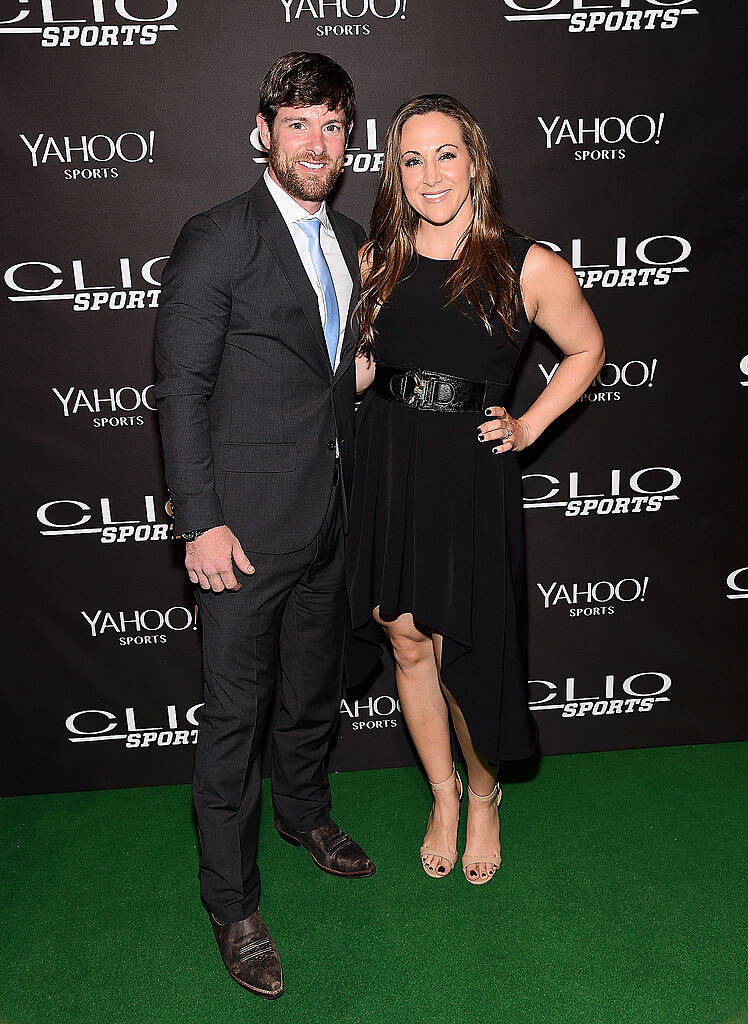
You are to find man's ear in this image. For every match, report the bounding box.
[256,113,271,151]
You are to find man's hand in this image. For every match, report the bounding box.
[185,525,255,592]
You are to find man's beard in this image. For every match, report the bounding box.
[269,137,343,203]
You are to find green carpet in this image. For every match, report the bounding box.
[2,744,746,1024]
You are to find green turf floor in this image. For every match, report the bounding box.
[2,743,747,1024]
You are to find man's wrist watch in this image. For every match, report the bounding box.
[181,528,207,542]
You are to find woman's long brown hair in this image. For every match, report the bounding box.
[357,94,522,359]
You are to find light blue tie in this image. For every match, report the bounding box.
[297,217,340,368]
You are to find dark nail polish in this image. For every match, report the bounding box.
[478,434,485,442]
[484,408,491,415]
[492,447,500,454]
[437,866,445,873]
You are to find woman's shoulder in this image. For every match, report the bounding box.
[502,226,540,282]
[503,226,563,279]
[503,225,536,259]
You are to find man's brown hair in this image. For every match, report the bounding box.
[259,52,356,132]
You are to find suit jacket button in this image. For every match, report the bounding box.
[327,440,336,451]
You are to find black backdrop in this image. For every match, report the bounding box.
[2,0,745,797]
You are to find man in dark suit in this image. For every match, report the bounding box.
[154,52,373,1000]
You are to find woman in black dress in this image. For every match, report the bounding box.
[348,95,604,884]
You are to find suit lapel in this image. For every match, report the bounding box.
[251,175,362,382]
[329,208,361,382]
[252,178,332,375]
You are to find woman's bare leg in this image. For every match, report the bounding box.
[433,634,501,882]
[374,608,460,875]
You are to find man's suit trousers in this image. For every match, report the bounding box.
[192,477,346,921]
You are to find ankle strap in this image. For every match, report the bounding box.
[428,763,457,792]
[467,782,500,802]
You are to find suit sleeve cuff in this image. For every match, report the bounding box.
[172,493,224,537]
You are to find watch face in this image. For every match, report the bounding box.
[165,499,174,518]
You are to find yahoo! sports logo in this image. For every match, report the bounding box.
[536,576,650,617]
[339,693,402,731]
[19,131,156,181]
[539,358,659,404]
[502,1,699,33]
[0,1,179,46]
[81,605,198,644]
[537,112,665,161]
[279,0,408,36]
[53,384,156,428]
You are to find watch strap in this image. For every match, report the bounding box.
[181,528,207,542]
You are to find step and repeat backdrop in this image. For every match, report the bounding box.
[2,0,745,796]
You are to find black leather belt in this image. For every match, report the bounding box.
[374,363,508,413]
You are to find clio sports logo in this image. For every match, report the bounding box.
[502,1,699,33]
[529,670,672,718]
[251,116,384,174]
[66,703,203,749]
[37,494,172,543]
[539,233,691,289]
[522,466,682,516]
[726,568,748,601]
[5,255,167,310]
[0,0,179,46]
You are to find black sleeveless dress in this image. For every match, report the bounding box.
[346,230,540,765]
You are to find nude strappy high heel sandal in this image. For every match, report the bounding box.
[420,762,463,877]
[461,781,502,885]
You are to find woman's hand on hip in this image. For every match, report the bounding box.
[477,407,533,454]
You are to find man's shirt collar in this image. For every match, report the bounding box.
[263,168,333,234]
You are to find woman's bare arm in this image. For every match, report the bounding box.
[518,244,605,442]
[478,244,605,452]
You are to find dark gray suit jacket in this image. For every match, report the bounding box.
[154,176,366,554]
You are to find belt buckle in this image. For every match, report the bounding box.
[403,369,428,407]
